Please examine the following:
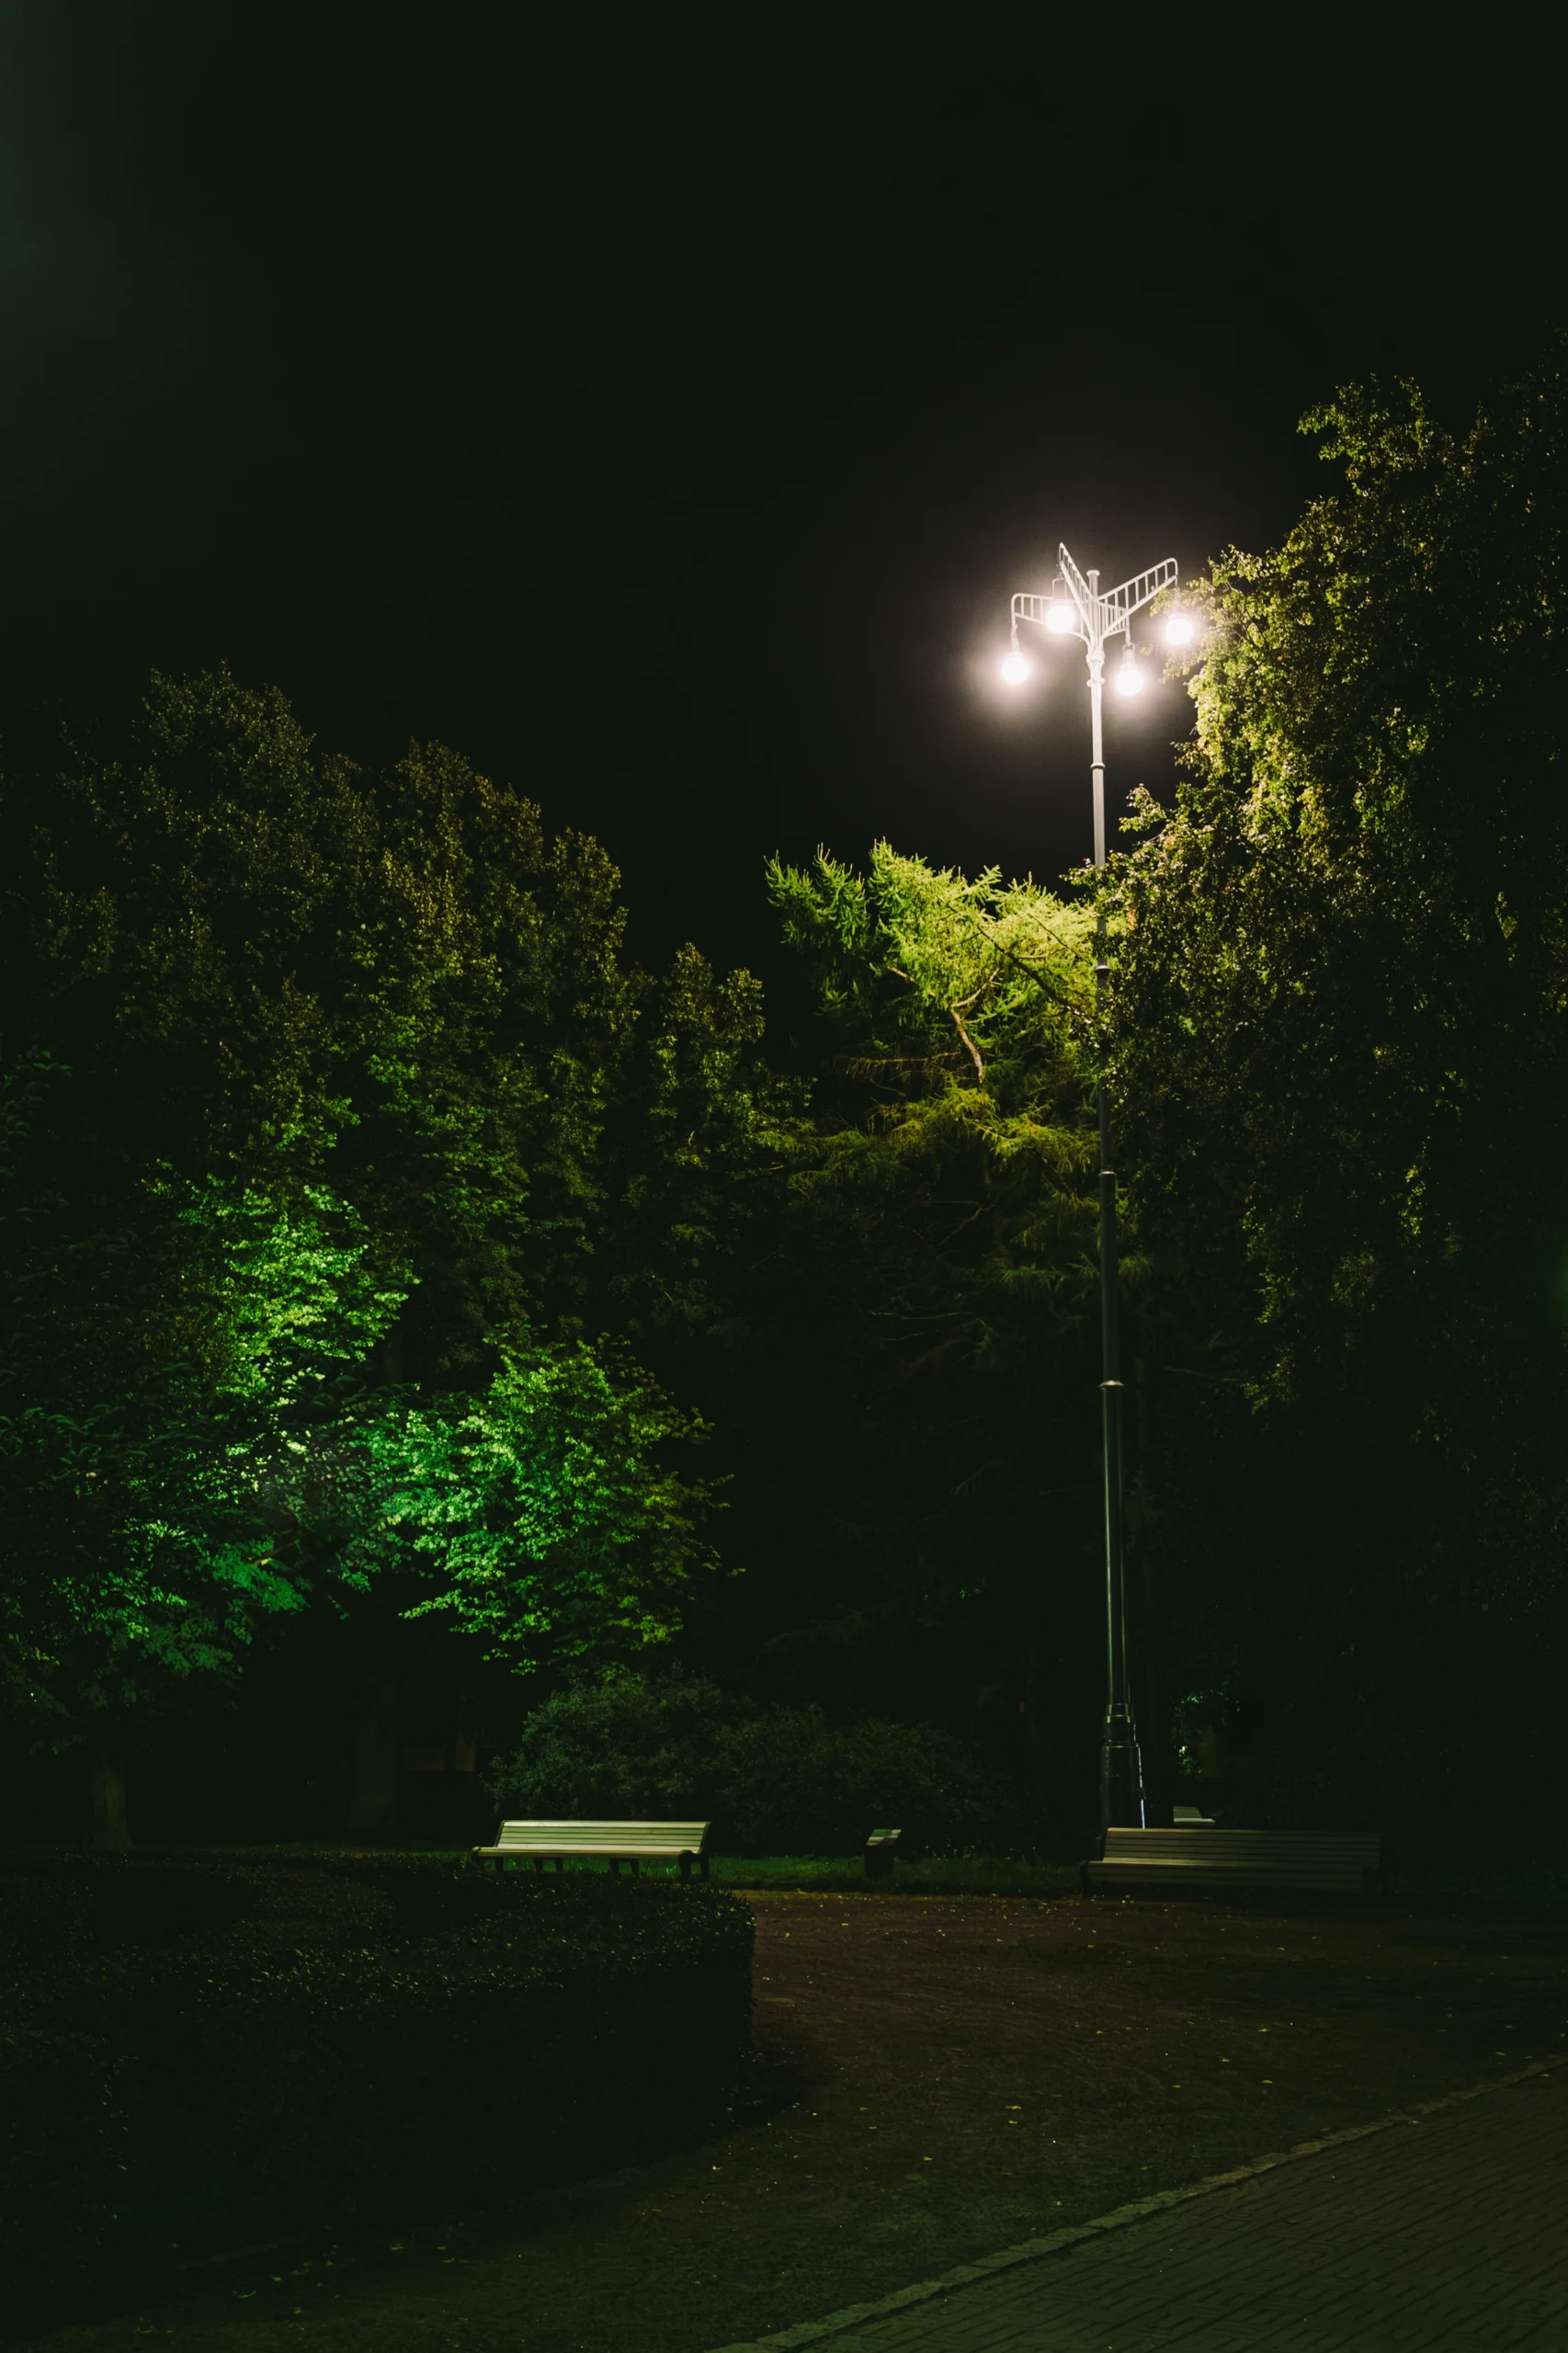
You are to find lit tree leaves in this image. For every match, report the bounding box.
[329,1345,719,1665]
[716,842,1109,1784]
[768,842,1100,1282]
[1,668,764,1754]
[0,1163,397,1734]
[1093,357,1568,1821]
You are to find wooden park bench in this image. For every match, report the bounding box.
[1085,1827,1381,1895]
[473,1820,713,1879]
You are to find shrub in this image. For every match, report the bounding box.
[0,1856,400,1992]
[713,1707,1011,1852]
[1,1855,753,2325]
[485,1673,1014,1852]
[0,2022,127,2287]
[484,1671,744,1817]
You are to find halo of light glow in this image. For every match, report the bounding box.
[1164,611,1196,646]
[1001,649,1030,685]
[1046,599,1076,634]
[1115,654,1144,698]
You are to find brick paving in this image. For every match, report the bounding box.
[714,2063,1568,2352]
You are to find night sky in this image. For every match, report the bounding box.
[4,20,1564,1004]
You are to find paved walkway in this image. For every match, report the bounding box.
[714,2063,1568,2352]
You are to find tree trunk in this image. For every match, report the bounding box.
[1024,1643,1053,1843]
[345,1612,401,1845]
[85,1740,131,1850]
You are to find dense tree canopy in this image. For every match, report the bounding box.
[0,671,781,1838]
[694,357,1568,1849]
[1102,359,1568,1833]
[675,847,1116,1832]
[0,671,642,1376]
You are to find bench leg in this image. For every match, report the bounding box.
[679,1856,691,1881]
[554,1858,563,1873]
[532,1858,543,1875]
[608,1859,619,1874]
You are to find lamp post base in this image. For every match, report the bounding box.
[1099,1709,1146,1837]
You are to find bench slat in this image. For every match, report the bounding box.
[472,1845,702,1859]
[489,1821,710,1845]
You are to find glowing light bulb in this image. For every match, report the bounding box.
[1115,654,1144,698]
[1046,599,1076,635]
[1165,611,1196,647]
[1001,649,1030,685]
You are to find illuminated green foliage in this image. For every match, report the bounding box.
[0,1137,396,1734]
[767,841,1098,1253]
[0,669,642,1375]
[0,672,767,1796]
[703,845,1108,1828]
[1101,357,1568,1826]
[599,941,806,1341]
[301,1345,717,1666]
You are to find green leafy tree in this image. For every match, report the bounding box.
[2,1063,721,1845]
[0,674,641,1377]
[285,1342,720,1844]
[0,1071,400,1841]
[350,1348,717,1660]
[1,672,772,1839]
[690,845,1111,1840]
[1103,358,1568,1837]
[597,942,806,1345]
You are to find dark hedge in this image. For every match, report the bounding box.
[0,1855,753,2329]
[486,1675,1017,1853]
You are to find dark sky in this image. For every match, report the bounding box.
[4,17,1564,998]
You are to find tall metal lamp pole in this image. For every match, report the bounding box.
[1003,544,1187,1838]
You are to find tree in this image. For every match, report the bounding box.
[685,845,1113,1841]
[0,1079,398,1842]
[0,672,641,1378]
[1102,358,1568,1838]
[596,941,806,1347]
[291,1342,720,1843]
[1,671,768,1839]
[1,1060,722,1845]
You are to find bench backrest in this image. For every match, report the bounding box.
[1103,1828,1381,1868]
[492,1820,710,1853]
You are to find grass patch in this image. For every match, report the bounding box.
[471,1852,1083,1898]
[709,1852,1083,1898]
[90,1847,1568,1913]
[160,1844,1085,1899]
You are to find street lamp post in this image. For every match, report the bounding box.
[1005,544,1184,1839]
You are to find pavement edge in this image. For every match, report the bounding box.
[706,2056,1560,2353]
